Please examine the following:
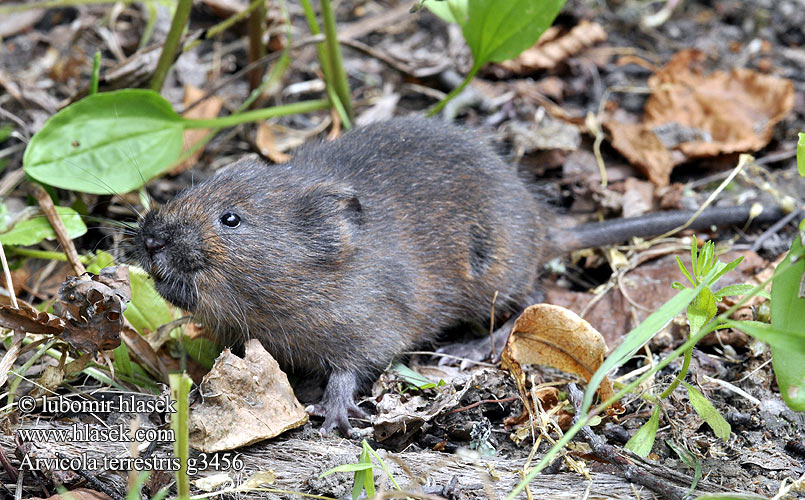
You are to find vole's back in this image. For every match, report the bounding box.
[141,118,544,376]
[290,117,545,333]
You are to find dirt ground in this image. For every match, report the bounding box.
[0,0,804,499]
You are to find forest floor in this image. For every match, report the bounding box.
[0,0,804,499]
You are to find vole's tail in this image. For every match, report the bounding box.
[553,205,790,252]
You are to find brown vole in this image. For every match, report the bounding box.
[136,117,783,436]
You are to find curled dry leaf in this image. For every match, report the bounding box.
[498,20,607,73]
[53,266,131,353]
[606,49,794,186]
[0,300,64,335]
[501,304,622,416]
[189,339,307,452]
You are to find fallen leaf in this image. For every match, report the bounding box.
[171,85,224,174]
[255,123,291,163]
[501,304,621,415]
[29,488,112,500]
[0,300,64,335]
[189,339,307,452]
[53,267,131,353]
[606,49,794,186]
[498,21,607,73]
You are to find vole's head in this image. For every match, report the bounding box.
[135,158,364,320]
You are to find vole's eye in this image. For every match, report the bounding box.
[220,212,241,228]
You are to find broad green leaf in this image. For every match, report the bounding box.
[462,0,565,69]
[113,343,133,378]
[797,132,804,177]
[0,206,87,245]
[683,382,730,441]
[687,287,717,335]
[85,250,116,273]
[23,89,185,194]
[182,337,221,370]
[725,320,805,356]
[769,236,805,410]
[126,266,178,334]
[423,0,468,24]
[625,405,660,457]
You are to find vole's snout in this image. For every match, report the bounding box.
[143,235,165,254]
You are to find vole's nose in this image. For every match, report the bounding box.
[143,235,165,253]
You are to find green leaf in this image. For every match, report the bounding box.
[113,343,133,378]
[462,0,565,69]
[714,284,769,300]
[85,250,116,273]
[687,287,717,335]
[23,89,185,195]
[769,237,805,410]
[797,132,804,177]
[354,445,375,500]
[125,266,178,334]
[676,256,695,287]
[625,405,660,457]
[392,362,443,390]
[583,281,704,413]
[725,320,805,356]
[319,462,374,477]
[182,337,221,370]
[0,124,12,142]
[709,256,743,286]
[423,0,468,24]
[683,382,730,441]
[666,439,701,495]
[0,206,87,246]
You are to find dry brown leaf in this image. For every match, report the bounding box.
[29,488,113,500]
[499,21,607,73]
[501,304,620,414]
[0,300,64,335]
[53,267,130,354]
[255,123,291,163]
[606,49,794,186]
[171,85,224,175]
[605,121,675,186]
[189,339,307,452]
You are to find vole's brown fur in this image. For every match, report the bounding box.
[138,118,550,435]
[137,117,783,436]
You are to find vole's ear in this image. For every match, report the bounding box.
[295,182,364,261]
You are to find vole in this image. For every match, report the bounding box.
[136,117,783,436]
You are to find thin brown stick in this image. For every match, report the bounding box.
[32,185,86,276]
[0,242,17,309]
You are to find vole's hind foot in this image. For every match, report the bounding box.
[436,318,514,369]
[307,370,369,438]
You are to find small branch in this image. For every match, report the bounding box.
[32,185,86,275]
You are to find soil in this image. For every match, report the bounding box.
[0,0,803,499]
